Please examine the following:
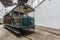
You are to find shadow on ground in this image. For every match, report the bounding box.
[4,27,35,37]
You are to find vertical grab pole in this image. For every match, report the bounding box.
[11,10,14,26]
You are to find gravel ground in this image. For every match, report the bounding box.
[0,25,60,40]
[0,25,41,40]
[0,25,56,40]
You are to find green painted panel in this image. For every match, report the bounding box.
[21,16,34,29]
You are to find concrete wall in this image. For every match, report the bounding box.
[35,0,60,29]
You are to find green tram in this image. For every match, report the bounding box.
[3,0,35,34]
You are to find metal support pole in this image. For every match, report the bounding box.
[11,10,14,26]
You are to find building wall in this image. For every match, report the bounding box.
[35,0,60,29]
